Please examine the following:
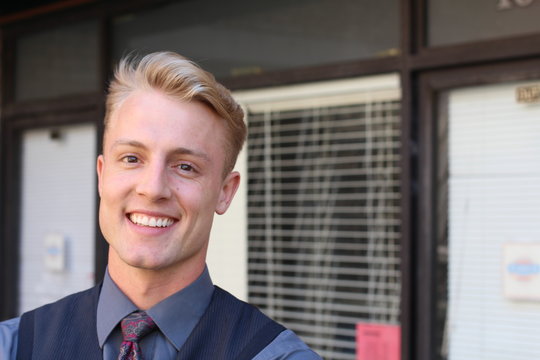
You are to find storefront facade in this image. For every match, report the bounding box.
[1,1,540,359]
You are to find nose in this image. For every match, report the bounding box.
[135,162,172,201]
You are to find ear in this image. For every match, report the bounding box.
[215,171,241,215]
[96,154,104,197]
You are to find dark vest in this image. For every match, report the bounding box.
[17,285,285,360]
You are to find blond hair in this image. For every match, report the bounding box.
[105,52,246,174]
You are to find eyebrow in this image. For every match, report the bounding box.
[111,139,211,162]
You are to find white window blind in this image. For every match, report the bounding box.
[19,124,96,314]
[443,81,540,360]
[235,75,402,360]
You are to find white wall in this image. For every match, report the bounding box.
[207,148,248,300]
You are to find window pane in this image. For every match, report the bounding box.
[15,21,99,101]
[239,75,401,360]
[429,0,540,46]
[113,0,399,79]
[437,81,540,359]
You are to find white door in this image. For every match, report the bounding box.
[18,123,97,314]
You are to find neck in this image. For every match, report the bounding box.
[107,252,206,310]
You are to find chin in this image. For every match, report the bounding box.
[123,254,167,270]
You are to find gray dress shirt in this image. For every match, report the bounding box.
[0,267,321,359]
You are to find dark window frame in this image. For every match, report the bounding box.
[0,6,109,320]
[0,99,104,319]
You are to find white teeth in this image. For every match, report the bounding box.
[129,213,174,228]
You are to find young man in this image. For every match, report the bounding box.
[0,52,321,359]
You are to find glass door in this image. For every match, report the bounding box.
[435,80,540,360]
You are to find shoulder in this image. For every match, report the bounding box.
[213,288,321,359]
[0,288,97,359]
[252,329,322,360]
[0,317,20,360]
[24,284,100,319]
[211,286,285,335]
[14,285,102,359]
[212,286,273,319]
[17,285,100,343]
[212,287,284,332]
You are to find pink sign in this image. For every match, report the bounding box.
[356,323,400,360]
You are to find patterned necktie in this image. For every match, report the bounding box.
[118,311,157,360]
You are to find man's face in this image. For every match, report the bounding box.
[97,90,240,273]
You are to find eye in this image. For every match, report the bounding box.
[178,163,194,172]
[122,155,139,163]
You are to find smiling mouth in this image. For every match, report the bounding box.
[128,213,175,228]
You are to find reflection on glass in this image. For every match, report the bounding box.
[15,21,99,101]
[113,0,399,78]
[429,0,540,46]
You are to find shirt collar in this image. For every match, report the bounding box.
[96,266,214,350]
